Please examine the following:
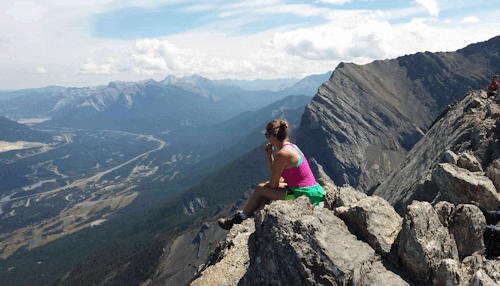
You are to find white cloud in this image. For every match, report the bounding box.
[36,67,47,74]
[414,0,439,17]
[443,19,452,24]
[258,4,330,18]
[460,16,480,23]
[267,21,395,61]
[5,1,48,23]
[318,0,353,4]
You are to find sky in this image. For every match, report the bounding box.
[1,0,500,90]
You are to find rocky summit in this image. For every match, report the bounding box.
[374,90,500,215]
[297,35,500,191]
[189,184,500,285]
[189,87,500,286]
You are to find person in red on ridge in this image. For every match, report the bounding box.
[487,75,499,97]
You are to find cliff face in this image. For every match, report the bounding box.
[374,90,500,215]
[297,36,500,191]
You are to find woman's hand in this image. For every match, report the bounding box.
[265,143,273,158]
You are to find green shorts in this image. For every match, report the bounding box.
[285,183,325,206]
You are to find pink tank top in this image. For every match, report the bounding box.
[281,143,317,188]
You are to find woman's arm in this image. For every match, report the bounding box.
[269,152,288,188]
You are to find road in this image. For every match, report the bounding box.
[1,131,167,203]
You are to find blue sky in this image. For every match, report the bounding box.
[0,0,499,89]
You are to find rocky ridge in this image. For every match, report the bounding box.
[190,89,500,285]
[190,182,500,285]
[374,90,500,215]
[297,35,500,191]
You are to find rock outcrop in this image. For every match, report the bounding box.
[398,201,458,285]
[298,35,500,191]
[374,90,500,215]
[190,186,500,285]
[192,196,410,286]
[335,196,402,258]
[179,193,208,215]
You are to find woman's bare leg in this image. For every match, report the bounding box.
[242,182,287,216]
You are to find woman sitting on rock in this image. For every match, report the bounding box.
[218,119,325,230]
[487,75,499,97]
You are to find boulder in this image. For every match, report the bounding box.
[486,159,500,192]
[458,255,500,285]
[433,163,500,210]
[324,183,368,210]
[470,269,498,286]
[335,196,403,257]
[322,182,339,210]
[442,150,459,165]
[434,201,455,228]
[190,219,255,286]
[458,152,483,172]
[448,204,486,259]
[432,259,461,286]
[398,201,459,285]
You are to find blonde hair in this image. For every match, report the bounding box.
[266,119,289,141]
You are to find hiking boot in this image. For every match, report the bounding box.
[218,212,244,230]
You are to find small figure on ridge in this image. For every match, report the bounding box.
[487,74,499,97]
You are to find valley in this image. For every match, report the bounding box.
[0,127,200,260]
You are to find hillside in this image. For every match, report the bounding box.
[0,115,51,143]
[297,35,500,191]
[374,90,500,214]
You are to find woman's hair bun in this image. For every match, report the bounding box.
[276,120,288,141]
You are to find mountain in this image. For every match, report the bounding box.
[373,90,500,215]
[0,86,65,101]
[230,77,300,91]
[0,115,51,143]
[1,73,325,133]
[189,89,500,286]
[280,71,331,96]
[297,35,500,191]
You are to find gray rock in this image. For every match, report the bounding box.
[459,256,500,285]
[335,196,403,257]
[470,269,498,286]
[309,157,334,185]
[325,184,368,210]
[434,201,456,228]
[322,182,339,210]
[486,104,500,119]
[190,219,256,286]
[373,90,500,216]
[192,196,411,286]
[448,204,486,259]
[484,259,500,284]
[458,152,483,172]
[180,193,208,215]
[398,201,458,285]
[486,159,500,192]
[433,163,500,210]
[443,150,460,165]
[432,259,462,286]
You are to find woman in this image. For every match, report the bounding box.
[487,75,499,97]
[218,119,325,230]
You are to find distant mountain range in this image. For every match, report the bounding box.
[0,73,330,134]
[0,115,51,143]
[298,35,500,191]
